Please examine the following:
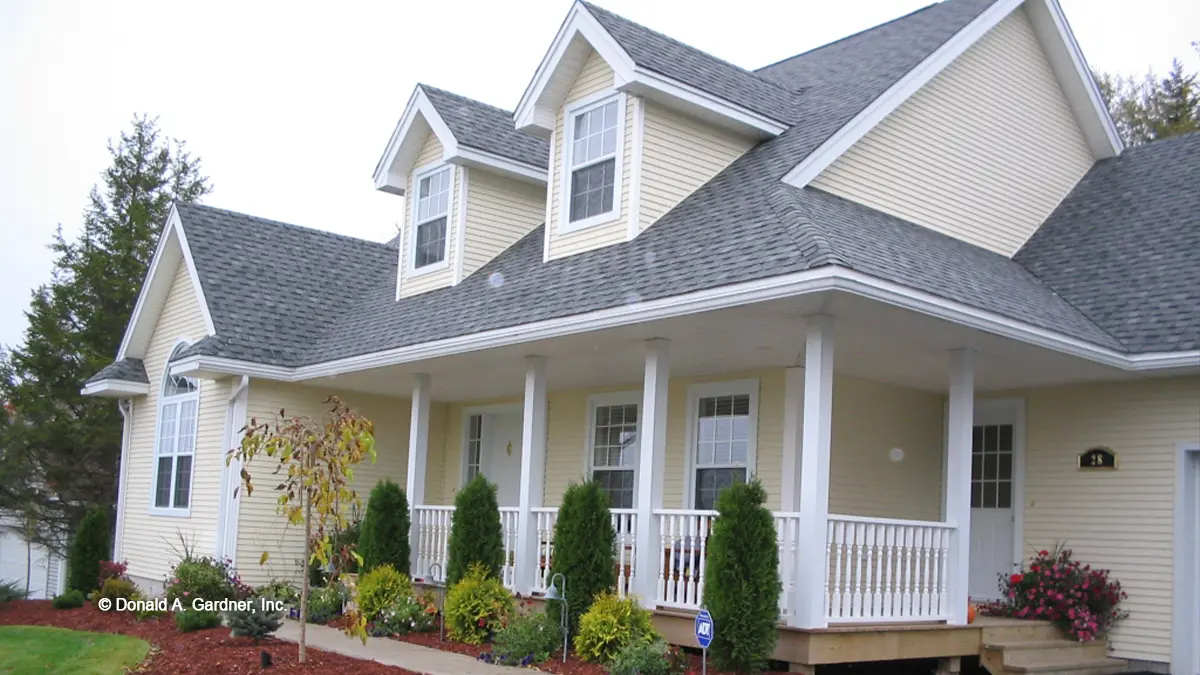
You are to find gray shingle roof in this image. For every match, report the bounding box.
[420,85,549,169]
[1015,131,1200,353]
[581,1,801,124]
[88,0,1196,387]
[86,358,148,385]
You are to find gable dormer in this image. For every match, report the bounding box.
[515,2,775,262]
[374,86,549,298]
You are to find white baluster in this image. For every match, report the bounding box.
[864,523,876,619]
[696,515,710,607]
[852,523,865,617]
[824,519,835,621]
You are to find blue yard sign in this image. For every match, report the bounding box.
[694,608,714,649]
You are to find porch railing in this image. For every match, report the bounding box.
[532,507,558,593]
[412,505,454,583]
[825,515,955,623]
[499,507,519,589]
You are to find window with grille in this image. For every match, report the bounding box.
[412,166,452,269]
[154,343,200,511]
[465,414,483,483]
[693,391,754,510]
[567,98,619,225]
[971,424,1014,509]
[590,401,638,509]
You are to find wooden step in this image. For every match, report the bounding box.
[1001,657,1127,675]
[981,621,1065,643]
[982,640,1111,668]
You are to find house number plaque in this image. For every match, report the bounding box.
[1078,447,1117,470]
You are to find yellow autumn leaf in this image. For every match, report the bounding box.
[259,551,270,565]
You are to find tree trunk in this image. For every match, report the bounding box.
[299,488,312,663]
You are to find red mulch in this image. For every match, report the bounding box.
[391,630,750,675]
[0,601,420,675]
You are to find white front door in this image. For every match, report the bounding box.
[483,413,524,507]
[969,417,1017,600]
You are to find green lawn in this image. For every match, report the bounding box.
[0,626,149,674]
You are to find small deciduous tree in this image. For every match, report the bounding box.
[701,479,780,673]
[446,474,503,585]
[358,480,410,574]
[548,480,616,632]
[229,396,375,662]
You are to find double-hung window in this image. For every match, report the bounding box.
[566,97,621,227]
[153,344,200,512]
[690,382,757,510]
[589,396,639,509]
[412,166,452,270]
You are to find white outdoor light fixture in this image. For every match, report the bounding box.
[544,572,569,663]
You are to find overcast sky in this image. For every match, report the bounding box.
[1,0,1196,351]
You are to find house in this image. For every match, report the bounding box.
[81,0,1199,671]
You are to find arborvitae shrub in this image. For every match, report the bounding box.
[359,480,410,574]
[446,474,504,585]
[701,479,781,673]
[67,507,111,594]
[547,480,616,632]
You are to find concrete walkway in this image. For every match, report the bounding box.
[276,620,527,675]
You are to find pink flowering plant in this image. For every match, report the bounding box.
[980,544,1127,642]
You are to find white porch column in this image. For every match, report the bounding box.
[945,349,975,625]
[780,367,804,512]
[514,356,549,594]
[406,373,432,576]
[633,339,669,608]
[792,316,834,629]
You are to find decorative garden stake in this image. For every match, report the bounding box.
[229,396,376,663]
[427,562,446,642]
[544,573,569,663]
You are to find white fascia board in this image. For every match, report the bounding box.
[514,2,638,136]
[169,265,1196,384]
[623,67,787,137]
[80,379,150,398]
[115,205,216,361]
[1026,0,1123,158]
[782,0,1023,188]
[373,87,459,194]
[453,146,546,184]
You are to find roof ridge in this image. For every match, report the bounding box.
[419,83,516,117]
[176,202,396,250]
[754,2,940,74]
[768,184,850,268]
[578,1,796,96]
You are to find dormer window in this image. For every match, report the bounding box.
[562,94,625,231]
[412,165,453,270]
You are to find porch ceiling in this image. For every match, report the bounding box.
[302,291,1140,401]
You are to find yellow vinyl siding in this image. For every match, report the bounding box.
[810,7,1094,256]
[546,49,632,261]
[639,101,755,230]
[432,369,943,522]
[121,260,225,584]
[1002,377,1200,663]
[234,382,443,587]
[400,132,459,297]
[462,170,545,279]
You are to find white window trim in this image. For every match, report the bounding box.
[558,90,626,235]
[584,391,641,508]
[407,161,455,277]
[681,378,759,509]
[149,340,200,517]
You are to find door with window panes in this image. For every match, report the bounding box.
[968,420,1016,600]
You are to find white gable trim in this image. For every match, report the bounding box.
[782,0,1121,189]
[115,205,216,362]
[168,264,1200,384]
[374,87,548,196]
[514,2,785,140]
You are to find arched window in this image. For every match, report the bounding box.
[153,343,200,512]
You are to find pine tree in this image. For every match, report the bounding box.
[445,474,504,585]
[0,116,210,553]
[701,479,780,674]
[1149,59,1200,139]
[358,480,410,574]
[1096,57,1200,146]
[547,481,617,633]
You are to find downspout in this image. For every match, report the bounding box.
[216,376,250,563]
[113,398,133,562]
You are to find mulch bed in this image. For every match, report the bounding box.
[0,600,421,675]
[391,630,757,675]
